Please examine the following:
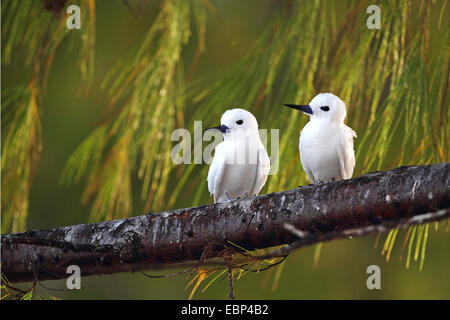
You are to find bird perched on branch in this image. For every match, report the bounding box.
[206,108,270,203]
[284,93,356,184]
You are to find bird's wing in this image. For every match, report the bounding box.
[249,146,271,196]
[207,143,227,203]
[300,149,316,183]
[337,125,357,180]
[299,137,316,183]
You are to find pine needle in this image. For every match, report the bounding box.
[312,242,323,268]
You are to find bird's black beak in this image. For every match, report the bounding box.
[205,124,230,133]
[284,104,313,115]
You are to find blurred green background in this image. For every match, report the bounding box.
[1,0,449,299]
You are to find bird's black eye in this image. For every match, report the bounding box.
[236,119,243,125]
[320,106,330,111]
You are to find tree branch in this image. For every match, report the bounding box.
[2,164,449,283]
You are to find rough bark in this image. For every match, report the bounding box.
[2,163,449,283]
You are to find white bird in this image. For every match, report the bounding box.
[206,108,271,203]
[284,93,356,184]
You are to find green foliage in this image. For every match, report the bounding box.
[184,241,288,299]
[1,0,449,297]
[4,0,447,228]
[61,0,207,220]
[1,0,95,233]
[1,0,63,233]
[1,84,40,232]
[1,273,37,300]
[179,0,449,278]
[183,0,449,200]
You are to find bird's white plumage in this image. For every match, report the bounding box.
[298,93,356,183]
[207,109,270,203]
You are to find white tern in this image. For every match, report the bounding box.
[284,93,356,184]
[206,108,271,202]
